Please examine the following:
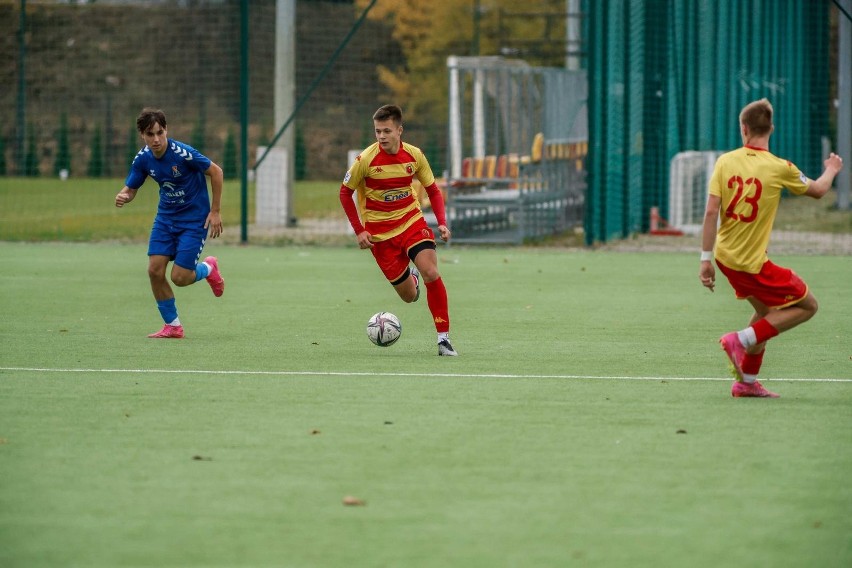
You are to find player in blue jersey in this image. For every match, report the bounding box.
[115,108,225,338]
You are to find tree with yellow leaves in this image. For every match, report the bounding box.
[356,0,568,126]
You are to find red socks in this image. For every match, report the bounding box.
[742,350,765,375]
[752,319,780,344]
[425,277,450,333]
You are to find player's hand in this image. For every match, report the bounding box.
[115,188,134,208]
[825,152,843,174]
[437,225,451,242]
[356,230,374,249]
[205,211,223,239]
[699,262,715,292]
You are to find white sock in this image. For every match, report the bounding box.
[737,327,757,348]
[168,318,181,327]
[437,332,449,343]
[742,373,757,384]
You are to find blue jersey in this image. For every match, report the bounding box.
[125,139,212,224]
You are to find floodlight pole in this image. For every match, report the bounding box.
[837,0,851,210]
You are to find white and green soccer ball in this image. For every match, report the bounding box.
[366,312,402,347]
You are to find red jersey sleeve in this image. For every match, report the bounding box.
[424,182,447,226]
[339,184,365,234]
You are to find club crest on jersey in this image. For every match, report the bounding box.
[172,165,182,178]
[406,165,413,174]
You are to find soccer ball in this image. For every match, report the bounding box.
[366,312,402,347]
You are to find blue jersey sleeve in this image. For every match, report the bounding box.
[125,149,149,189]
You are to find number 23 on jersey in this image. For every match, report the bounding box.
[724,175,761,223]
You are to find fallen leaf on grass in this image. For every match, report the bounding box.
[192,455,212,461]
[310,429,321,435]
[676,429,687,434]
[342,496,366,506]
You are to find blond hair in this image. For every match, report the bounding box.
[739,98,773,136]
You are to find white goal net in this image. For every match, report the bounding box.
[255,147,290,227]
[668,151,723,235]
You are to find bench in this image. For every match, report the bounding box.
[446,135,587,243]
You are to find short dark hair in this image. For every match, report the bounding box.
[372,104,403,125]
[739,98,773,136]
[137,108,167,134]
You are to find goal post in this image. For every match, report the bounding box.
[255,146,290,227]
[667,150,723,235]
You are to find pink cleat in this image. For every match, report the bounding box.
[719,332,746,381]
[731,380,780,398]
[148,324,185,339]
[204,256,224,297]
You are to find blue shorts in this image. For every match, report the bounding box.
[148,217,207,270]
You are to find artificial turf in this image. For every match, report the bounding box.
[1,243,850,567]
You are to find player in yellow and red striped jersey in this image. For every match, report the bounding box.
[699,98,843,397]
[340,104,458,356]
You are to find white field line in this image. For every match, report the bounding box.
[0,367,850,383]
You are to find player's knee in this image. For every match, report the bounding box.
[420,266,441,283]
[170,269,194,287]
[807,295,819,316]
[797,293,818,321]
[148,265,166,282]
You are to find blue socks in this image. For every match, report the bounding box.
[194,261,211,282]
[156,298,179,325]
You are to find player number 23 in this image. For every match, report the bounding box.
[724,175,761,223]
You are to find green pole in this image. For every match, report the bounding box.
[16,0,26,174]
[240,0,249,243]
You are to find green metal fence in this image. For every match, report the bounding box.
[585,0,831,244]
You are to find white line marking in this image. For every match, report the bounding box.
[0,367,849,382]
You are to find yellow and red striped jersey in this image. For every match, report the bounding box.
[343,141,436,241]
[708,145,809,273]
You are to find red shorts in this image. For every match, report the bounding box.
[371,217,436,284]
[717,259,808,308]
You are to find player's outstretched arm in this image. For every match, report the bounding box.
[805,152,844,199]
[115,186,136,208]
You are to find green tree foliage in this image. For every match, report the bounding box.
[295,125,307,180]
[24,124,39,177]
[0,133,6,175]
[87,126,104,178]
[54,113,71,176]
[223,128,237,180]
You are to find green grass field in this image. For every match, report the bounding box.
[1,176,850,243]
[1,243,850,567]
[0,177,343,242]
